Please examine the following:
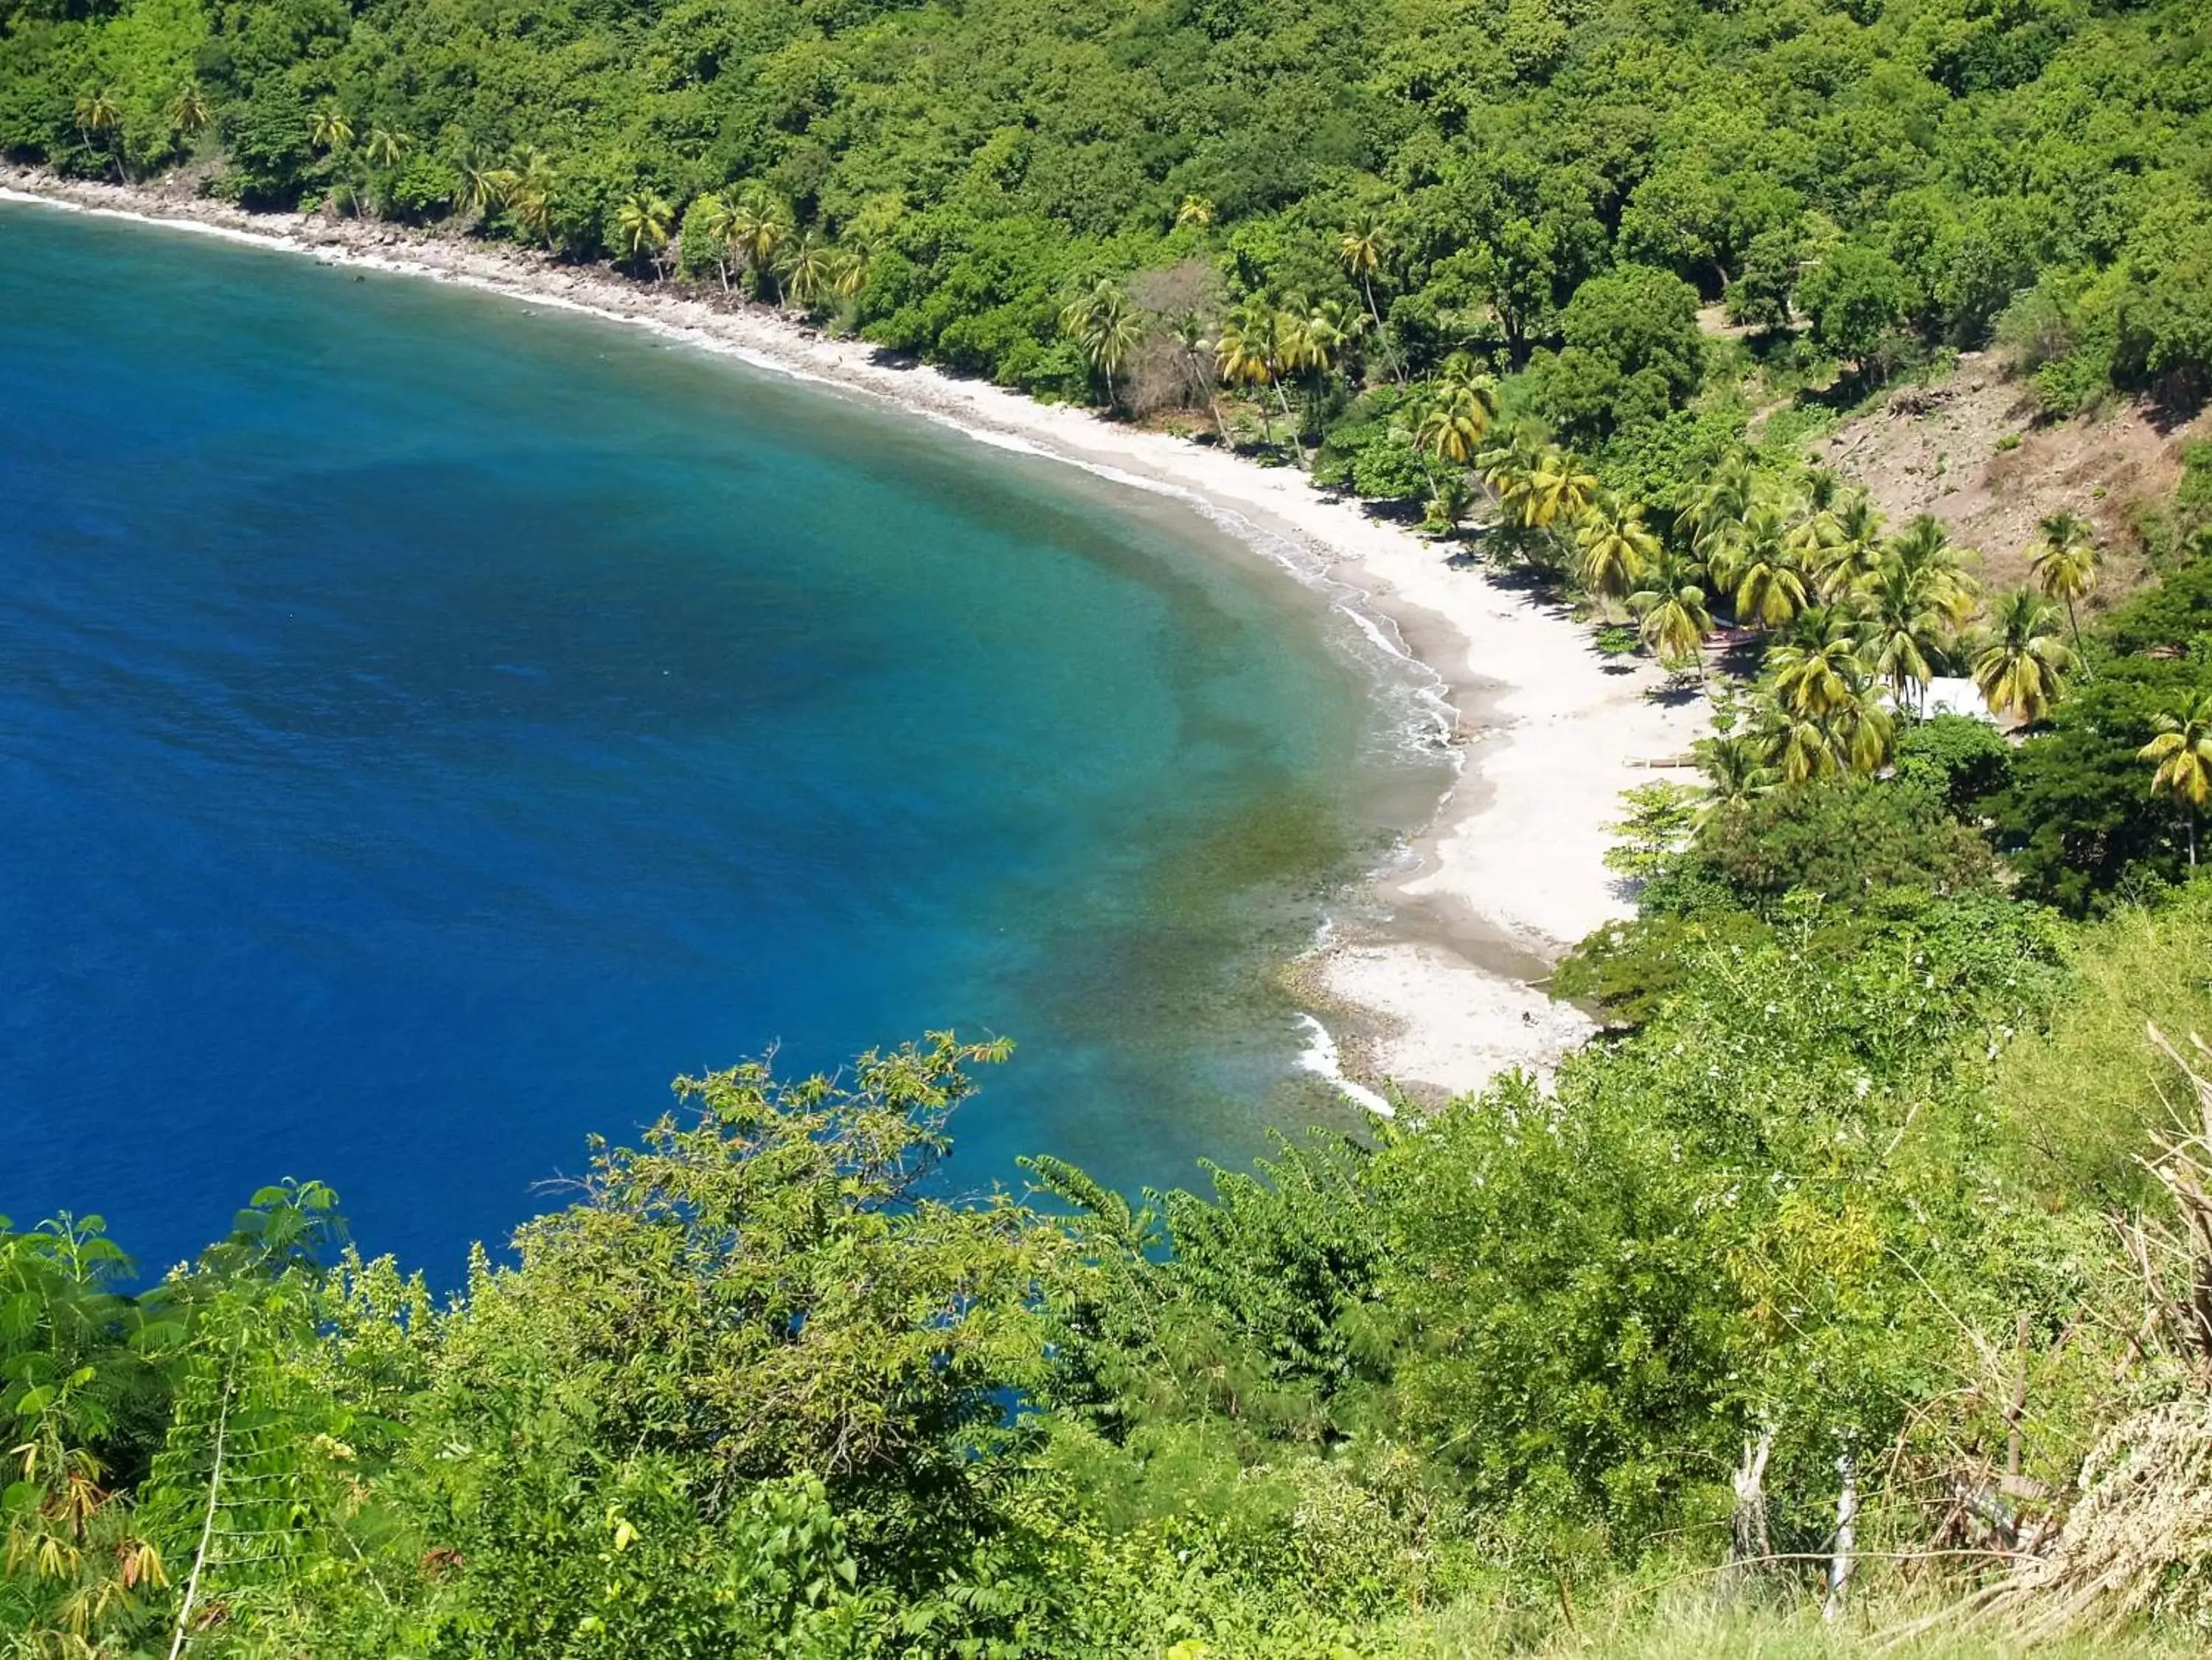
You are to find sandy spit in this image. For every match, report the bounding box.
[1,167,1708,1109]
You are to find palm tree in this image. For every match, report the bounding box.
[1889,513,1979,627]
[1422,474,1477,536]
[831,242,870,302]
[693,191,739,290]
[1697,730,1775,803]
[503,149,557,248]
[728,187,793,300]
[73,89,122,178]
[777,228,841,309]
[1785,498,1842,576]
[1521,449,1599,530]
[1856,561,1953,713]
[1174,195,1214,229]
[1413,394,1484,470]
[1060,279,1145,406]
[1281,294,1349,399]
[1217,301,1304,457]
[1728,503,1809,630]
[1574,494,1660,599]
[362,125,408,169]
[308,103,353,153]
[1337,214,1403,385]
[1760,705,1843,786]
[165,83,211,139]
[2141,691,2212,868]
[614,189,675,276]
[1492,462,1538,529]
[73,88,119,138]
[1815,493,1887,600]
[1971,590,2073,725]
[1214,301,1274,447]
[1766,607,1861,721]
[1757,674,1893,782]
[1476,426,1545,505]
[2029,510,2101,666]
[1832,679,1896,775]
[1413,360,1497,469]
[1630,550,1714,669]
[1161,310,1228,442]
[1679,453,1758,569]
[456,150,508,220]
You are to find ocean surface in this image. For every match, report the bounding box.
[0,203,1444,1280]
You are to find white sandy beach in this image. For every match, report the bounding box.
[1,168,1709,1107]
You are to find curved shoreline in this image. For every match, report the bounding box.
[1,168,1708,1106]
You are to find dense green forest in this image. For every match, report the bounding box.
[12,0,2212,1647]
[3,0,2208,459]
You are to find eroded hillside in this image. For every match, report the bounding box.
[1809,355,2209,609]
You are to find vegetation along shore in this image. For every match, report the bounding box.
[7,0,2212,1646]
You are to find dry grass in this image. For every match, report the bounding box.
[1922,1027,2212,1647]
[1391,1580,2192,1658]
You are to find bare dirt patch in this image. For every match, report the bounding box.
[1811,353,2209,609]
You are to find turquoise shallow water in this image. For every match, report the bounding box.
[0,204,1442,1277]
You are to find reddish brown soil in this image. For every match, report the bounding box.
[1810,353,2208,610]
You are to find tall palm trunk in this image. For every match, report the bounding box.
[1270,372,1307,467]
[1249,389,1273,450]
[1206,391,1232,444]
[1362,275,1403,386]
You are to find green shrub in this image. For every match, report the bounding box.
[1694,778,2001,904]
[1894,713,2012,815]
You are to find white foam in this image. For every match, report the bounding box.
[1294,1013,1394,1119]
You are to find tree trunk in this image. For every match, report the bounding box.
[1363,275,1404,386]
[1823,1448,1858,1623]
[1271,376,1308,467]
[1722,1428,1775,1602]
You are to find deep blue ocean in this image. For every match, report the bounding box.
[0,204,1441,1280]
